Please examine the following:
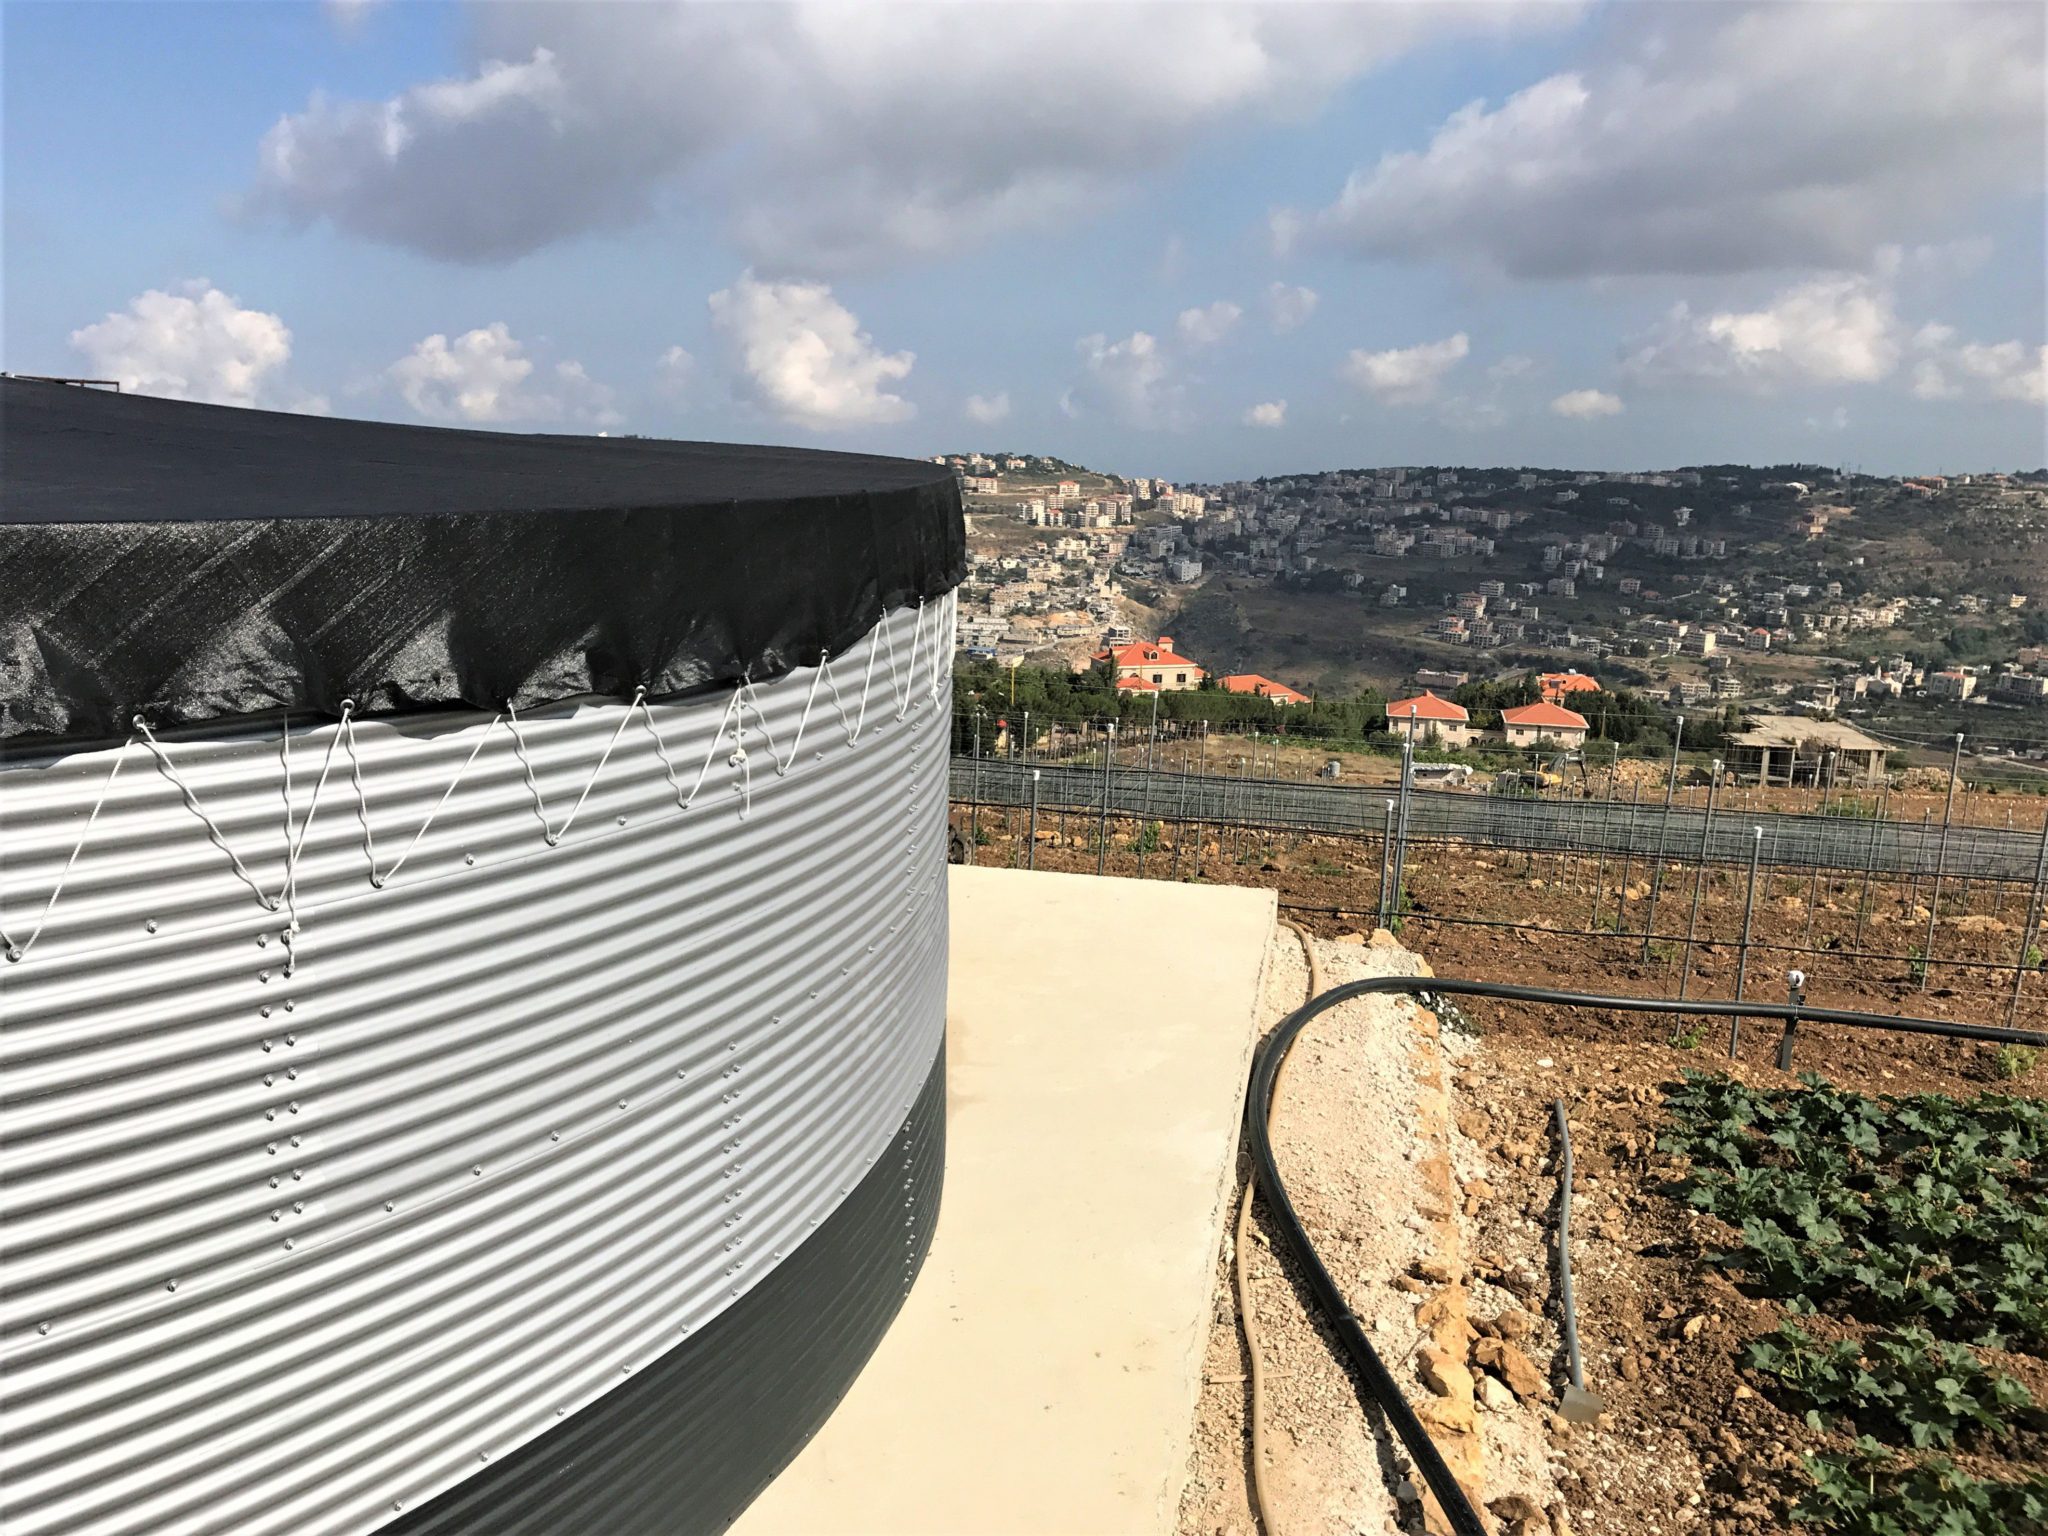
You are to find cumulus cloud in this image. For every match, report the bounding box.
[245,1,1571,269]
[1301,3,2043,278]
[1340,332,1470,405]
[1176,301,1242,347]
[388,322,619,425]
[1242,400,1287,428]
[1910,326,2048,406]
[707,271,915,430]
[964,391,1011,425]
[1266,282,1318,333]
[654,344,695,402]
[70,281,294,407]
[1066,330,1187,431]
[1550,388,1623,419]
[1622,276,1901,388]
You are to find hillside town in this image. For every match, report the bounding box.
[942,450,2048,745]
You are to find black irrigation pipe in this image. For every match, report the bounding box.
[1245,977,2048,1536]
[1275,901,2041,976]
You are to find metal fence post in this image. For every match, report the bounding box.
[1027,769,1041,871]
[1391,740,1415,926]
[1640,715,1685,960]
[1377,799,1397,929]
[1172,756,1191,880]
[1776,969,1807,1072]
[1614,782,1642,939]
[1920,733,1963,991]
[2009,815,2048,1027]
[1677,760,1722,998]
[1730,827,1764,1056]
[1097,722,1116,876]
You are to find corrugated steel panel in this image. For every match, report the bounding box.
[389,1043,946,1536]
[0,597,954,1536]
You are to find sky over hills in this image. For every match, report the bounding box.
[5,0,2044,475]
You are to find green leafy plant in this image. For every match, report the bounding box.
[1743,1322,2034,1449]
[1671,1021,1709,1050]
[1907,945,1928,983]
[1796,1440,2048,1536]
[1660,1072,2048,1348]
[1996,1046,2039,1082]
[1132,820,1162,855]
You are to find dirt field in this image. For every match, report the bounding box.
[1160,913,2046,1536]
[952,807,2048,1063]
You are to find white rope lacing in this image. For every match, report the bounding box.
[341,710,502,885]
[6,602,932,959]
[135,716,283,912]
[505,689,646,847]
[1,738,133,964]
[891,599,929,722]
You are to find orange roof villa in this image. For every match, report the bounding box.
[1500,700,1590,746]
[1538,671,1602,705]
[1094,635,1206,692]
[1221,674,1310,706]
[1384,690,1475,747]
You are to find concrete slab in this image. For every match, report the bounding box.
[734,866,1276,1536]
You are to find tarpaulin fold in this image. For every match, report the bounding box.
[0,380,965,743]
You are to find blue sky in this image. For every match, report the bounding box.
[6,1,2044,478]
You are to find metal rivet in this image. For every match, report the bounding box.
[479,1452,489,1463]
[256,933,268,947]
[261,1039,273,1052]
[37,1322,51,1335]
[263,1074,275,1087]
[464,854,476,866]
[260,1006,273,1019]
[287,1102,299,1114]
[292,1201,304,1214]
[618,1100,627,1111]
[616,815,627,826]
[265,1109,277,1121]
[289,1136,301,1147]
[292,1168,303,1180]
[550,1131,560,1142]
[286,1068,298,1080]
[284,1033,296,1045]
[269,1176,280,1188]
[282,1000,295,1013]
[258,970,270,983]
[472,1165,483,1177]
[5,948,21,963]
[284,1238,294,1250]
[164,1279,178,1292]
[266,1142,278,1155]
[145,919,158,934]
[385,1201,395,1212]
[271,1210,282,1222]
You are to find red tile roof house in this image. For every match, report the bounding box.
[1093,635,1206,691]
[1537,670,1602,705]
[1500,700,1590,747]
[1221,674,1311,706]
[1384,690,1475,748]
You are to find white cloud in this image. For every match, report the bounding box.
[1805,406,1851,433]
[70,281,293,407]
[1623,276,1900,388]
[1550,388,1623,419]
[1265,282,1317,334]
[1242,400,1287,428]
[1302,4,2043,278]
[1910,326,2047,406]
[246,2,1573,269]
[964,391,1011,425]
[1487,354,1534,381]
[1340,332,1469,405]
[707,271,914,430]
[1068,330,1186,430]
[387,322,619,425]
[654,344,695,401]
[1176,300,1242,347]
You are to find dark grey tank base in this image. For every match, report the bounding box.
[387,1042,946,1536]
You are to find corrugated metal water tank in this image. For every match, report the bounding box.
[0,382,964,1536]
